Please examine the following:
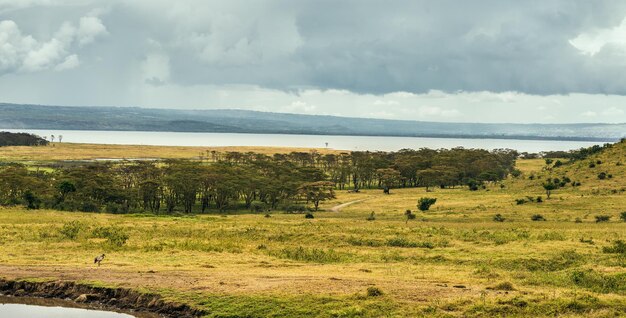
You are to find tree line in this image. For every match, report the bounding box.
[0,147,518,214]
[0,132,49,147]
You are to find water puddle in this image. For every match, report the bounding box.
[0,295,136,317]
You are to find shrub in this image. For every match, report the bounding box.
[105,203,129,214]
[304,212,314,219]
[59,220,84,240]
[515,199,526,205]
[404,210,416,223]
[531,214,546,221]
[22,190,41,209]
[250,201,267,213]
[366,287,383,297]
[489,281,516,291]
[272,246,343,263]
[553,160,563,167]
[284,204,306,213]
[366,211,376,221]
[510,169,522,177]
[493,214,505,222]
[467,179,480,191]
[386,237,416,248]
[602,240,626,254]
[92,226,129,247]
[594,215,611,223]
[536,196,543,203]
[417,197,437,211]
[588,162,596,168]
[545,159,554,165]
[597,172,607,180]
[80,201,100,212]
[620,211,626,222]
[575,217,582,223]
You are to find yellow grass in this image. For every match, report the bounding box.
[0,142,345,161]
[0,143,624,317]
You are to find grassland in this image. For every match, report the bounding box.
[0,142,342,161]
[0,143,624,317]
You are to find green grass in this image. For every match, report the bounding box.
[0,143,625,317]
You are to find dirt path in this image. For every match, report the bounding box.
[330,198,370,212]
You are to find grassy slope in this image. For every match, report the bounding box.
[0,142,624,317]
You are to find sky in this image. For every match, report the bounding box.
[1,0,626,124]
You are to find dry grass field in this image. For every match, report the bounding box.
[0,142,343,161]
[0,142,624,317]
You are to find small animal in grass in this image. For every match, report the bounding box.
[94,254,105,266]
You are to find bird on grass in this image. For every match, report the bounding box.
[94,254,105,266]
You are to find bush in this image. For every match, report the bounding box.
[553,160,563,167]
[92,226,129,247]
[493,214,505,222]
[284,204,306,213]
[366,287,383,297]
[489,281,516,291]
[602,240,626,254]
[250,201,267,213]
[594,215,611,223]
[510,169,522,177]
[531,214,546,221]
[515,199,526,205]
[59,221,84,240]
[417,197,437,211]
[105,203,129,214]
[536,196,543,203]
[575,217,582,223]
[597,172,607,180]
[366,211,376,221]
[467,179,481,191]
[404,210,416,223]
[304,212,314,219]
[620,211,626,222]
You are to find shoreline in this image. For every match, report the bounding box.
[0,278,204,318]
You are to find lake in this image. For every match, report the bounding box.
[2,129,606,153]
[0,303,134,317]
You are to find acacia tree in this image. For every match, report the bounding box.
[416,168,444,192]
[299,181,335,211]
[376,168,401,194]
[542,182,557,199]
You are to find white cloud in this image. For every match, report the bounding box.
[0,13,105,75]
[581,111,597,117]
[55,54,80,71]
[416,106,461,118]
[570,17,626,56]
[602,106,625,115]
[77,16,107,45]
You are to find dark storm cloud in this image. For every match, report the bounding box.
[1,0,626,100]
[108,0,626,95]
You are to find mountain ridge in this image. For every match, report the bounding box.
[0,103,624,142]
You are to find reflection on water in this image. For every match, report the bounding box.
[1,129,605,153]
[0,296,135,318]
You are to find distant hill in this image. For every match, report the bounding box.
[550,139,626,192]
[0,103,624,141]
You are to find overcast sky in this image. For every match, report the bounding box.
[1,0,626,123]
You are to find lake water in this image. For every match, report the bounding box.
[2,129,606,153]
[0,303,134,318]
